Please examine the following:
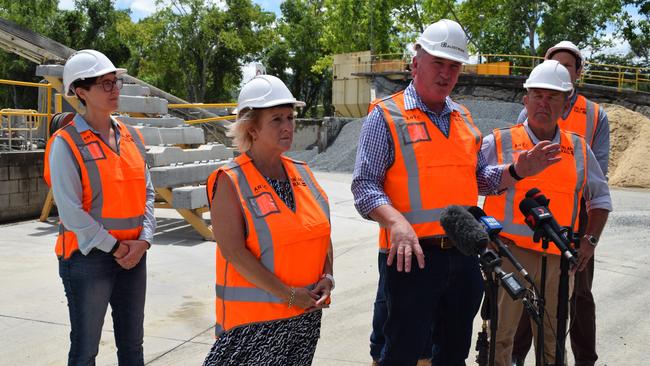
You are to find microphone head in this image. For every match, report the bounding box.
[440,205,490,256]
[525,187,549,206]
[467,206,487,221]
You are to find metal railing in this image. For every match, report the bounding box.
[0,79,52,150]
[168,102,237,125]
[335,53,650,92]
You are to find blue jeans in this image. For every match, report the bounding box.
[379,246,484,366]
[370,252,434,361]
[59,250,147,366]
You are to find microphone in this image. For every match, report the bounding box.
[440,205,489,256]
[440,205,526,300]
[519,196,577,264]
[526,188,571,239]
[467,206,534,285]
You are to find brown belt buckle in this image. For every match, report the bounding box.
[440,237,447,250]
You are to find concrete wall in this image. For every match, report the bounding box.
[292,119,322,151]
[0,151,49,223]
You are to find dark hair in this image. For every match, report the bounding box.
[547,50,581,72]
[71,76,98,106]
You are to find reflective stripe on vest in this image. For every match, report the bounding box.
[60,123,145,230]
[376,92,481,250]
[210,154,331,335]
[560,95,599,147]
[45,117,147,258]
[484,125,587,253]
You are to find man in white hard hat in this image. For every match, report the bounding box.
[481,60,612,366]
[352,20,562,366]
[511,41,610,366]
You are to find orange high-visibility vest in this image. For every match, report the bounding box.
[374,91,482,251]
[206,153,331,336]
[483,124,587,254]
[44,116,147,259]
[559,94,600,147]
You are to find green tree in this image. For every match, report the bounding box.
[0,0,59,108]
[124,0,275,102]
[264,0,332,117]
[620,0,650,65]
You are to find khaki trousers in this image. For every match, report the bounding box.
[493,244,574,366]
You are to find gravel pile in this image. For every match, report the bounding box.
[457,98,522,135]
[308,118,364,173]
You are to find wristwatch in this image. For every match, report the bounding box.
[322,273,335,290]
[583,234,599,247]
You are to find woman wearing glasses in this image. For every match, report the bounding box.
[44,49,155,365]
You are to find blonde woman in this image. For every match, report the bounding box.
[204,75,334,365]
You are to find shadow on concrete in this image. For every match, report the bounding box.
[29,220,58,236]
[152,218,209,247]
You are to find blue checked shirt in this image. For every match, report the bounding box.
[351,83,504,219]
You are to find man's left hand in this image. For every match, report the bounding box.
[571,237,595,274]
[115,240,148,270]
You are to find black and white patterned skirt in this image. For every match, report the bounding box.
[203,310,322,366]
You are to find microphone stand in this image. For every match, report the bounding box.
[554,229,579,366]
[535,235,548,366]
[476,272,492,366]
[477,252,501,366]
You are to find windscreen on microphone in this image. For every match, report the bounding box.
[440,205,490,256]
[518,197,541,218]
[525,188,549,206]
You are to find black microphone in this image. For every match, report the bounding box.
[526,187,549,206]
[467,206,534,285]
[440,205,489,256]
[519,197,577,264]
[441,206,526,300]
[526,188,570,239]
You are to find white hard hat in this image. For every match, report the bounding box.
[236,75,305,114]
[416,19,469,64]
[523,60,573,92]
[63,49,127,97]
[545,41,583,67]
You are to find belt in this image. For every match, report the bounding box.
[419,236,455,250]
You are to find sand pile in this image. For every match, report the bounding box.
[603,104,650,188]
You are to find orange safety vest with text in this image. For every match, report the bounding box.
[559,94,600,147]
[375,91,482,251]
[206,153,331,336]
[482,124,587,254]
[43,116,147,259]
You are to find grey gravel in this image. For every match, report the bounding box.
[457,98,522,135]
[308,118,364,173]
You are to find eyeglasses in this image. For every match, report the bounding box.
[94,78,124,92]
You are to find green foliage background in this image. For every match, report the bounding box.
[1,0,647,116]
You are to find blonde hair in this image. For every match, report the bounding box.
[227,108,260,153]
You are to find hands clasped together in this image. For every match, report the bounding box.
[112,240,149,270]
[289,276,334,312]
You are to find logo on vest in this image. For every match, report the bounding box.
[80,141,106,161]
[402,122,431,144]
[573,105,586,114]
[291,177,307,188]
[248,192,281,217]
[561,145,574,156]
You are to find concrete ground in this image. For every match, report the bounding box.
[1,172,649,365]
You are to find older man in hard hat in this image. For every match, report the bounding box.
[352,20,562,366]
[510,41,611,366]
[481,60,612,366]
